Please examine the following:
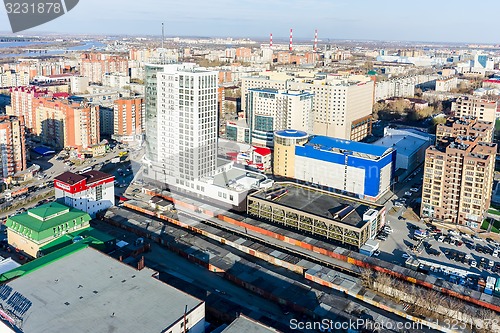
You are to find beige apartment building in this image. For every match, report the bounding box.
[34,98,100,151]
[435,116,494,143]
[242,71,374,141]
[0,115,26,178]
[421,116,496,228]
[451,95,498,123]
[80,53,128,84]
[7,86,53,133]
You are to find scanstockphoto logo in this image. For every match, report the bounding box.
[4,0,79,33]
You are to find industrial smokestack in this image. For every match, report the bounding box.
[314,29,318,52]
[270,33,273,48]
[289,28,293,52]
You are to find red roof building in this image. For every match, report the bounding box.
[54,170,115,218]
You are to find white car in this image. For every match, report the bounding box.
[471,260,477,268]
[404,191,412,196]
[410,187,419,192]
[373,250,381,257]
[471,235,482,242]
[402,253,410,259]
[394,202,403,207]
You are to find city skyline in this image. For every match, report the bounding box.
[0,0,499,44]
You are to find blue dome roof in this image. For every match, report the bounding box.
[274,129,308,138]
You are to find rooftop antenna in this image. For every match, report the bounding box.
[161,22,164,50]
[161,22,165,63]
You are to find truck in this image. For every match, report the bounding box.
[414,229,428,240]
[359,239,379,257]
[494,277,500,297]
[111,157,120,164]
[485,276,496,295]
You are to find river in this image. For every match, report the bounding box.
[0,41,107,58]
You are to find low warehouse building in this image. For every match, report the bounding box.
[0,247,206,333]
[247,182,386,248]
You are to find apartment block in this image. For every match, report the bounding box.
[103,73,130,89]
[15,59,65,80]
[242,72,374,141]
[451,95,497,123]
[246,88,313,147]
[435,116,494,143]
[113,97,145,143]
[80,53,128,84]
[0,70,29,88]
[421,117,496,228]
[7,86,54,133]
[99,106,114,137]
[143,63,267,210]
[70,75,90,94]
[33,98,100,151]
[0,115,26,178]
[144,63,218,184]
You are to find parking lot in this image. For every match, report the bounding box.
[377,209,500,288]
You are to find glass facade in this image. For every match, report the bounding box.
[144,64,164,163]
[255,115,273,132]
[226,125,237,141]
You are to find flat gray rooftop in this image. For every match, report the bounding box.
[222,316,280,333]
[252,183,382,228]
[0,248,203,333]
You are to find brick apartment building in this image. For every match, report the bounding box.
[33,98,100,151]
[7,86,56,133]
[421,116,497,228]
[0,115,26,178]
[451,95,498,123]
[80,53,128,84]
[112,97,145,143]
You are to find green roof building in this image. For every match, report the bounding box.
[5,202,92,257]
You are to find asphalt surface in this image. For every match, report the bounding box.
[377,167,500,285]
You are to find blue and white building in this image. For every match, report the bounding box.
[274,131,395,201]
[246,88,313,147]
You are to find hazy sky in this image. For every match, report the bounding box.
[0,0,498,43]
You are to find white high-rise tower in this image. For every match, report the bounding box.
[143,63,218,188]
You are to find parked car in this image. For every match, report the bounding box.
[409,187,419,192]
[470,260,477,268]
